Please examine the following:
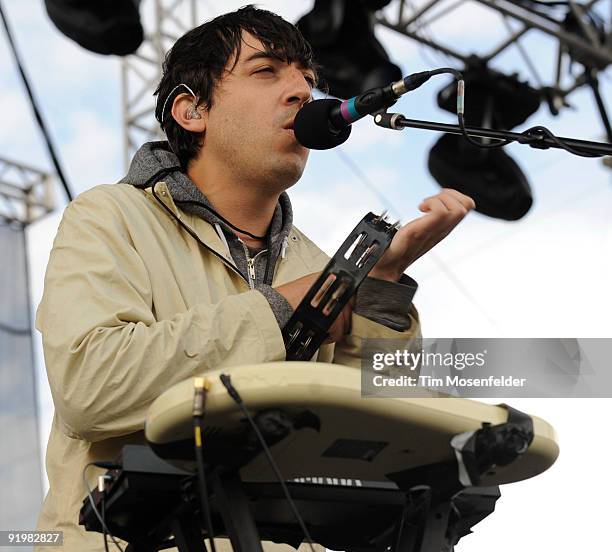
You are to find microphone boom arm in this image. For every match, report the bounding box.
[374,112,612,157]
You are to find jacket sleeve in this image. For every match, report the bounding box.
[36,191,286,443]
[327,306,422,369]
[335,275,423,368]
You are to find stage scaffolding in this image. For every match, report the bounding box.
[0,157,54,530]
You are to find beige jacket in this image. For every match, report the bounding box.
[35,181,420,550]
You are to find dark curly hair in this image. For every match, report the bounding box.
[154,5,318,168]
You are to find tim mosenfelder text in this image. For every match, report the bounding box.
[369,349,527,389]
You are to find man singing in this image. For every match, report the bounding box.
[36,6,475,550]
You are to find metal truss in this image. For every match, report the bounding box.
[376,0,612,140]
[121,0,200,169]
[0,157,55,226]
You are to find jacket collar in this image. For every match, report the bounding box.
[122,141,294,272]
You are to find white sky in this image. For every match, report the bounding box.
[2,0,612,550]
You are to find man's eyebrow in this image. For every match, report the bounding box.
[242,50,285,65]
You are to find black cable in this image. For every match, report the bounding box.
[133,168,249,283]
[176,198,273,284]
[101,496,110,552]
[263,228,273,285]
[82,463,124,552]
[133,166,184,191]
[403,68,509,149]
[174,199,267,241]
[0,1,73,202]
[428,67,463,81]
[135,167,275,285]
[429,68,512,149]
[148,183,247,283]
[411,67,606,156]
[142,177,274,291]
[135,165,268,240]
[219,373,317,552]
[457,114,512,148]
[520,125,601,156]
[393,505,408,552]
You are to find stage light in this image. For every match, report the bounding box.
[428,134,533,221]
[297,0,402,99]
[428,59,541,220]
[44,0,143,56]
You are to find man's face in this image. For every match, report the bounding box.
[200,32,315,193]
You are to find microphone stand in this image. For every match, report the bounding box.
[373,112,612,157]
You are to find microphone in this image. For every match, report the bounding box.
[294,71,434,150]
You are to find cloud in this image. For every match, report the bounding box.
[291,157,404,254]
[60,110,125,195]
[0,87,45,162]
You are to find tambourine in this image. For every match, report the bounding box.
[283,211,399,360]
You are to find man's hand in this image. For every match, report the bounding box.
[369,188,476,282]
[275,272,353,344]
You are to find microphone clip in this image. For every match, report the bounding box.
[373,109,406,131]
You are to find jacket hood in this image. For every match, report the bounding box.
[121,141,293,252]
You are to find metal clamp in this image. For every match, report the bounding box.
[450,404,534,487]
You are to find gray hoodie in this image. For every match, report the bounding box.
[122,141,417,332]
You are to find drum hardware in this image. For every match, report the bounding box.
[80,444,501,552]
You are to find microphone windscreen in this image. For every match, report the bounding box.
[294,99,351,150]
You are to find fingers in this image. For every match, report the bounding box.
[424,196,458,215]
[370,189,475,280]
[416,197,464,230]
[419,188,475,215]
[442,188,476,210]
[418,190,475,231]
[434,195,468,222]
[393,189,474,251]
[395,211,443,241]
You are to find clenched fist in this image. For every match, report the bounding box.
[275,272,354,344]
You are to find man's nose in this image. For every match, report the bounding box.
[284,68,312,108]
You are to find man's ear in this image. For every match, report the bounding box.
[171,93,207,132]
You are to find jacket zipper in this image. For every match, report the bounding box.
[150,183,278,289]
[240,240,267,289]
[247,257,256,288]
[150,183,251,285]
